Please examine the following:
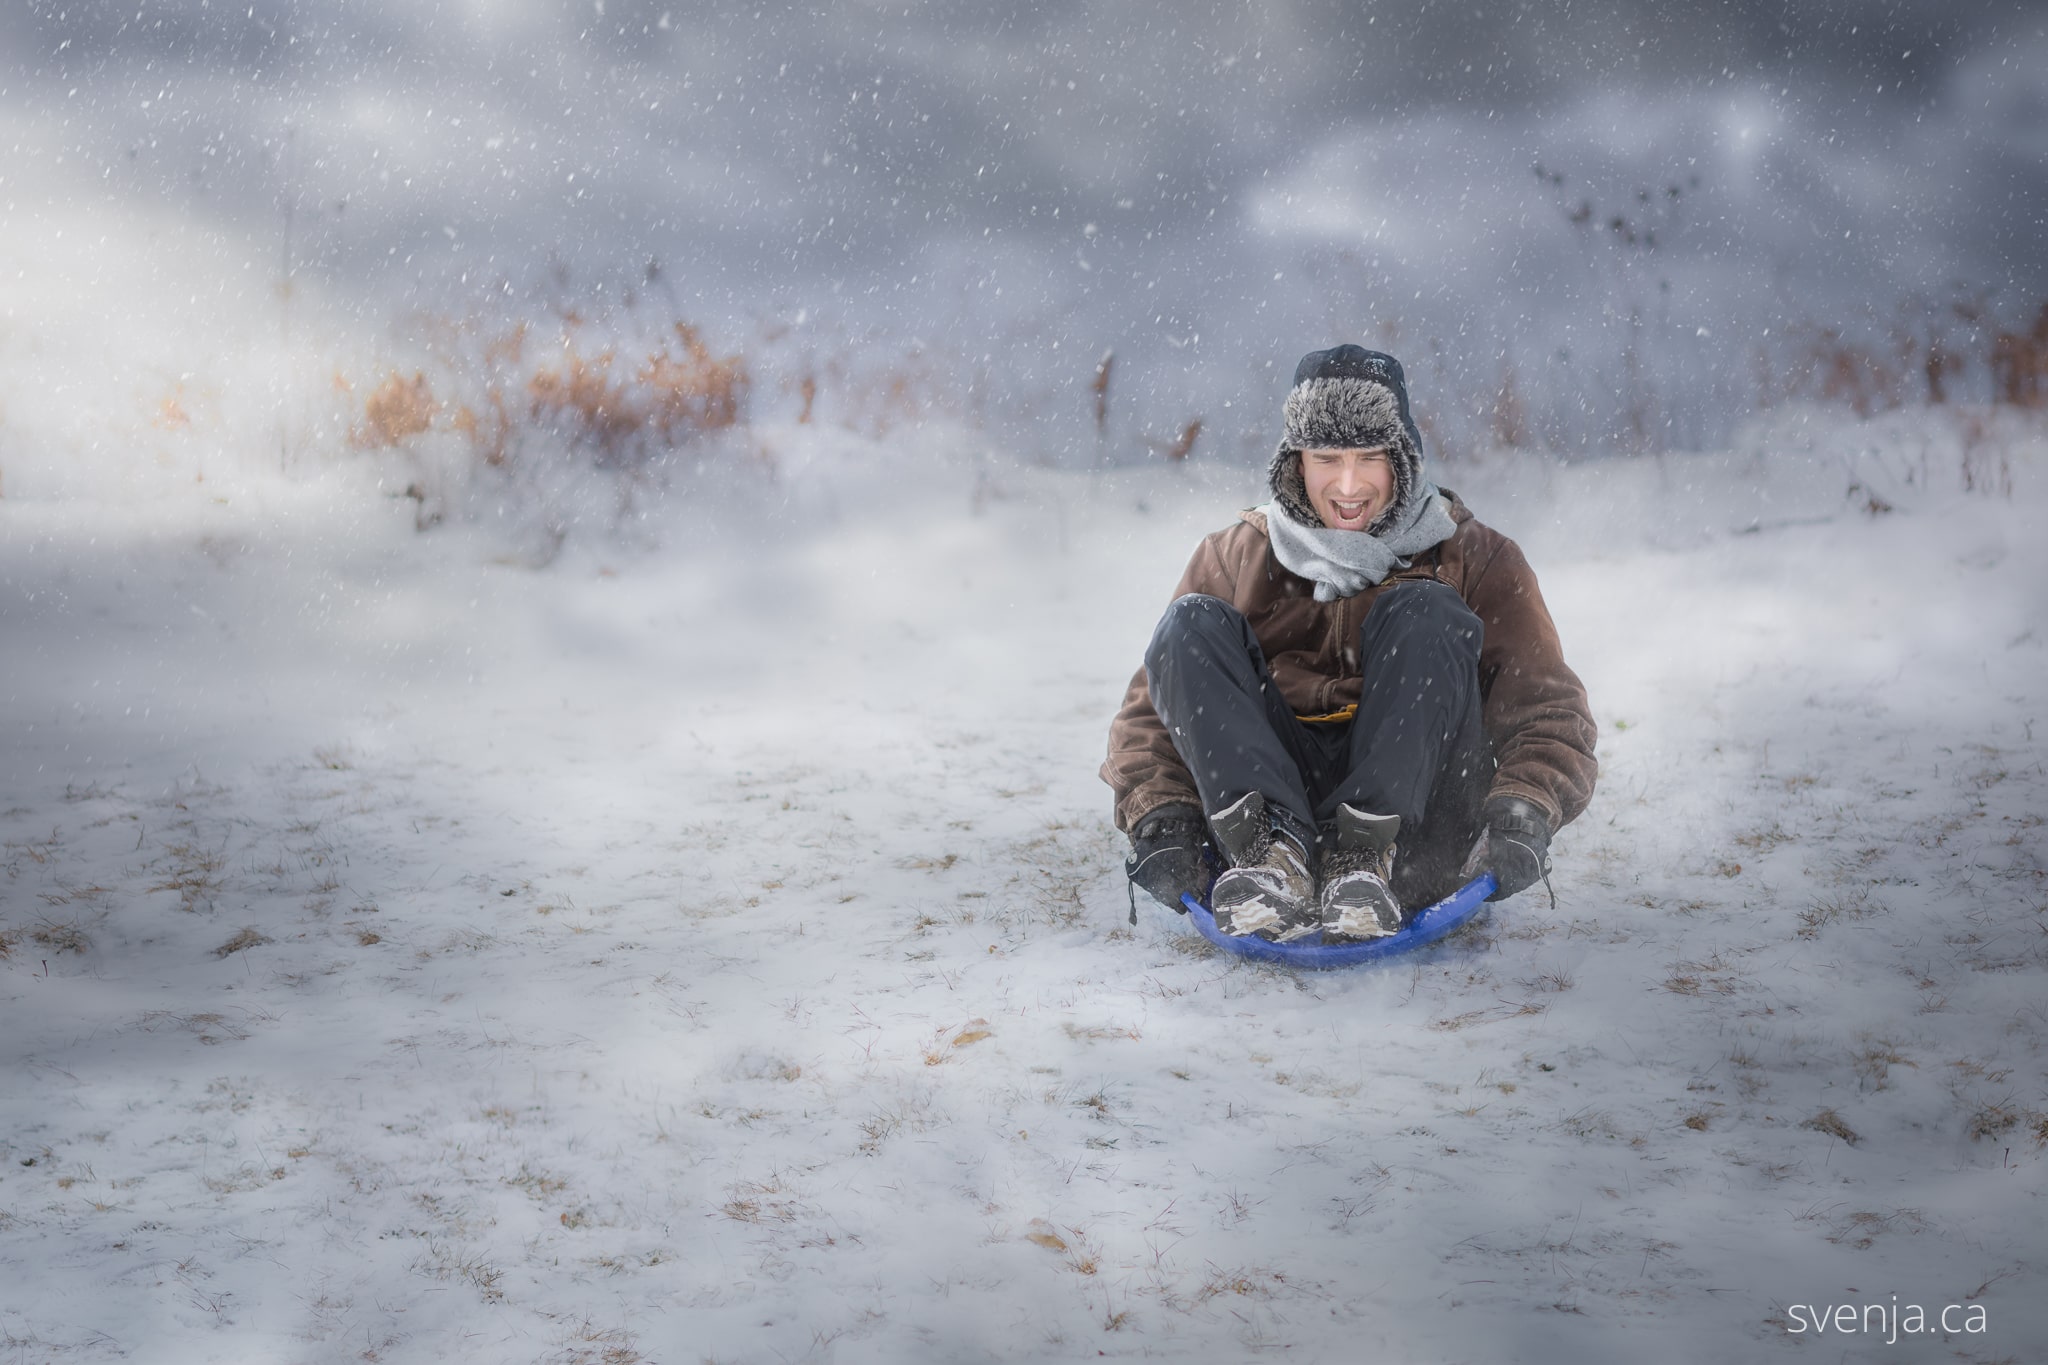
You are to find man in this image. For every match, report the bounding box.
[1102,345,1597,942]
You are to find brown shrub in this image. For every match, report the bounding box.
[1989,304,2048,408]
[639,323,747,438]
[1091,350,1114,435]
[1488,362,1530,448]
[527,346,643,454]
[1788,326,1903,418]
[1146,418,1203,462]
[351,312,748,473]
[519,323,746,462]
[355,372,436,448]
[1769,293,2046,420]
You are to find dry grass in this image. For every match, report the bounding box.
[311,745,354,771]
[1967,1105,2013,1141]
[1797,1203,1927,1250]
[546,1319,644,1365]
[720,1173,806,1225]
[31,922,90,955]
[1963,1101,2047,1144]
[212,928,270,958]
[137,1010,255,1044]
[1852,1041,1913,1092]
[506,1165,570,1200]
[1432,1000,1546,1031]
[856,1089,939,1157]
[856,1111,900,1156]
[1557,1108,1621,1141]
[1734,822,1795,854]
[1272,1070,1361,1099]
[1801,1108,1860,1146]
[1073,1089,1116,1119]
[2,830,62,868]
[995,819,1122,933]
[148,841,227,913]
[202,1164,287,1194]
[1061,1021,1142,1043]
[918,1026,955,1067]
[1663,952,1743,996]
[1796,889,1876,940]
[1519,968,1576,994]
[415,1243,505,1303]
[1193,1265,1290,1305]
[1022,1217,1102,1276]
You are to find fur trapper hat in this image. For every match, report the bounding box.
[1267,345,1425,532]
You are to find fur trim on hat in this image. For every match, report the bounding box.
[1266,376,1421,533]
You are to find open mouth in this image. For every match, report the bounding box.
[1330,500,1371,524]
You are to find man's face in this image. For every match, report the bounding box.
[1301,447,1395,531]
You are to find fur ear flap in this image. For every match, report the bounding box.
[1267,448,1321,529]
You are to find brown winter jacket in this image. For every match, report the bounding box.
[1101,491,1597,836]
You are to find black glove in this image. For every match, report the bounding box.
[1124,803,1214,917]
[1461,796,1552,903]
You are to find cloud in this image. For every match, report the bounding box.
[3,0,2040,455]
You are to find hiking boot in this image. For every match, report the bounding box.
[1319,805,1404,942]
[1207,791,1318,941]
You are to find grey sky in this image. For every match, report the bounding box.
[4,0,2041,453]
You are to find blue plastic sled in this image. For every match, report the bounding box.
[1179,871,1498,968]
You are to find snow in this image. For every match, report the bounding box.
[4,412,2045,1363]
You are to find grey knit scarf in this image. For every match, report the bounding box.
[1258,486,1458,602]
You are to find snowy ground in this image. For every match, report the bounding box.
[3,412,2046,1364]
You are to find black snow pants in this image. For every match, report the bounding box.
[1144,580,1494,907]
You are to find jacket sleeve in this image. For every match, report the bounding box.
[1464,534,1599,831]
[1099,530,1239,833]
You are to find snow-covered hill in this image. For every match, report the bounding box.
[3,411,2043,1363]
